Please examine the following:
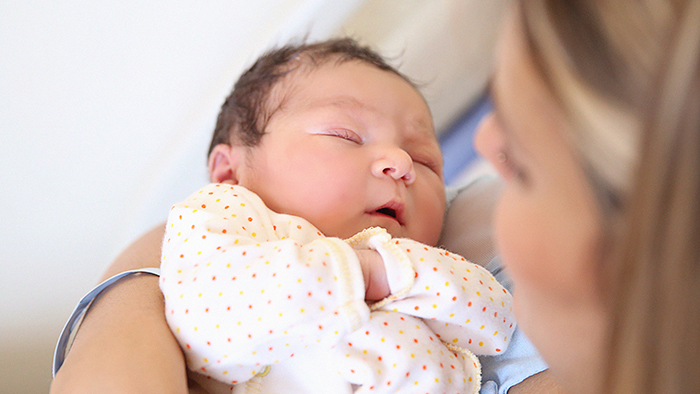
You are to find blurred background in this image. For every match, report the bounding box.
[0,1,506,392]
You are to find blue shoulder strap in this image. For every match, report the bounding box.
[52,268,161,378]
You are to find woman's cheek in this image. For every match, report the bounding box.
[494,189,531,280]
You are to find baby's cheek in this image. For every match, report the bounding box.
[411,182,445,245]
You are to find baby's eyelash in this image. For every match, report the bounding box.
[327,129,362,143]
[414,158,440,174]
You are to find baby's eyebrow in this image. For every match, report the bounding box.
[307,96,375,112]
[410,115,434,134]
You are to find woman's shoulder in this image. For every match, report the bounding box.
[439,176,503,267]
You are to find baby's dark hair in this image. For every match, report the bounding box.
[208,38,411,156]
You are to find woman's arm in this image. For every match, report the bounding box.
[508,371,570,394]
[50,224,190,394]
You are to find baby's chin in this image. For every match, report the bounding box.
[407,230,441,247]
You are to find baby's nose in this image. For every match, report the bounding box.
[372,148,416,185]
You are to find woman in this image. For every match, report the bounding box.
[51,0,700,393]
[475,0,700,393]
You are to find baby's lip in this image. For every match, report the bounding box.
[371,200,405,226]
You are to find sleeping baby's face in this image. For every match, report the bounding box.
[231,61,445,245]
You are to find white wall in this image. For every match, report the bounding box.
[0,1,505,392]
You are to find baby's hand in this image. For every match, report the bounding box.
[355,249,390,301]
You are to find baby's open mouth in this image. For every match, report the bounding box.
[375,207,397,219]
[372,201,405,225]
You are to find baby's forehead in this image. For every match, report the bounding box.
[276,60,432,118]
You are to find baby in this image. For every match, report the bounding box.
[159,38,515,394]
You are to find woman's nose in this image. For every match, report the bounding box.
[372,148,416,185]
[473,113,501,165]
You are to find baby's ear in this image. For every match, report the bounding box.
[208,143,245,184]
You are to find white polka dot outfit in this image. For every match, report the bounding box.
[160,183,515,394]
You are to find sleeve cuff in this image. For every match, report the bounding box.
[345,227,415,308]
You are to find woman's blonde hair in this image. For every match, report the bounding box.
[519,0,700,392]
